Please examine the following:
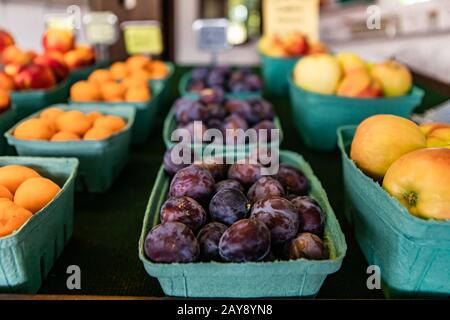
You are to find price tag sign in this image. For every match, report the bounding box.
[263,0,319,41]
[193,19,231,52]
[121,20,163,55]
[45,13,76,33]
[83,11,118,45]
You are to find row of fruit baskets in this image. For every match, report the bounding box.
[0,28,448,298]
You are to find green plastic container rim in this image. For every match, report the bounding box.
[337,125,450,233]
[163,106,284,151]
[0,156,79,244]
[138,150,347,276]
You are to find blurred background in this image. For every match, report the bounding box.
[0,0,449,85]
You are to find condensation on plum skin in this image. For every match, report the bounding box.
[209,188,250,225]
[247,176,285,204]
[291,196,325,237]
[276,164,310,196]
[286,232,329,261]
[169,165,215,203]
[160,196,207,232]
[250,196,300,244]
[145,222,199,263]
[197,222,228,261]
[228,163,262,187]
[219,219,271,262]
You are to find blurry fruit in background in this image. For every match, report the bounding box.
[84,126,114,140]
[0,89,11,112]
[293,53,342,95]
[0,29,14,55]
[51,131,81,142]
[148,60,170,79]
[382,148,450,220]
[336,52,367,74]
[1,45,33,66]
[281,31,309,56]
[0,72,15,91]
[306,42,328,55]
[33,52,69,82]
[94,115,126,133]
[88,69,113,85]
[371,61,412,97]
[63,45,95,70]
[125,85,151,102]
[56,110,92,136]
[43,28,75,54]
[258,34,286,57]
[350,114,426,180]
[259,31,327,58]
[110,61,129,80]
[100,81,126,102]
[337,70,381,98]
[126,54,151,71]
[14,63,56,90]
[70,80,102,102]
[13,118,54,140]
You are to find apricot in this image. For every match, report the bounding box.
[0,200,33,237]
[86,111,103,123]
[40,107,64,130]
[0,165,41,194]
[0,89,10,111]
[148,60,169,79]
[125,85,151,102]
[94,115,126,132]
[0,72,15,91]
[126,55,151,71]
[88,69,113,85]
[0,185,13,200]
[51,131,81,142]
[121,76,147,89]
[56,110,92,136]
[129,69,151,82]
[337,71,372,97]
[110,62,128,80]
[84,126,114,140]
[100,81,126,101]
[14,177,61,214]
[70,80,102,102]
[14,118,54,140]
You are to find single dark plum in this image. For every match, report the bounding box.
[195,157,228,181]
[197,222,228,261]
[228,163,262,187]
[214,179,244,193]
[209,188,250,225]
[229,81,250,93]
[286,232,328,260]
[206,70,225,87]
[219,219,271,262]
[160,196,207,231]
[252,120,277,143]
[169,165,215,202]
[245,74,262,91]
[145,222,199,263]
[225,99,260,125]
[163,148,189,176]
[175,100,204,124]
[191,67,209,80]
[222,114,250,145]
[247,177,285,204]
[200,88,225,105]
[291,196,325,237]
[206,117,223,130]
[250,196,299,244]
[276,164,310,196]
[249,98,274,122]
[187,79,205,92]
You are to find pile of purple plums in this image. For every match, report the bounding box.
[172,88,276,144]
[145,157,329,263]
[187,66,262,93]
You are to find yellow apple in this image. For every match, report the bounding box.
[383,148,450,220]
[336,52,367,74]
[350,114,426,180]
[371,60,412,97]
[293,53,342,95]
[419,123,450,136]
[428,127,450,141]
[426,137,450,148]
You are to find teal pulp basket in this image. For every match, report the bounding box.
[288,76,424,151]
[139,150,347,298]
[5,105,134,193]
[0,156,78,293]
[260,52,299,96]
[337,126,450,298]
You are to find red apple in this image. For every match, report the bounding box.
[33,53,69,82]
[14,63,57,90]
[43,28,75,54]
[282,31,309,56]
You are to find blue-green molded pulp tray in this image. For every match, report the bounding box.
[163,107,284,154]
[0,108,16,155]
[5,105,134,193]
[0,156,78,293]
[288,76,424,151]
[11,80,71,121]
[260,52,299,96]
[69,80,163,145]
[179,69,262,100]
[139,150,347,298]
[337,126,450,298]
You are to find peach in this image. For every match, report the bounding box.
[336,52,367,74]
[14,118,54,140]
[74,45,95,65]
[14,64,57,90]
[350,114,426,180]
[56,110,92,136]
[307,42,328,55]
[383,148,450,220]
[0,29,14,55]
[0,165,41,194]
[51,131,81,142]
[281,31,309,56]
[43,28,75,54]
[70,81,102,102]
[14,177,61,213]
[0,72,15,91]
[419,123,450,136]
[337,70,372,97]
[33,53,69,82]
[258,35,286,57]
[1,45,32,66]
[371,60,412,97]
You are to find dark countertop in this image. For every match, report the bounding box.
[30,66,448,299]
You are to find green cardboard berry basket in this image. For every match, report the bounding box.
[138,150,347,298]
[67,61,110,85]
[11,80,71,121]
[0,108,16,155]
[288,76,424,151]
[178,69,262,100]
[337,126,450,298]
[69,80,163,145]
[162,107,284,153]
[259,52,299,96]
[0,156,78,293]
[5,105,135,193]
